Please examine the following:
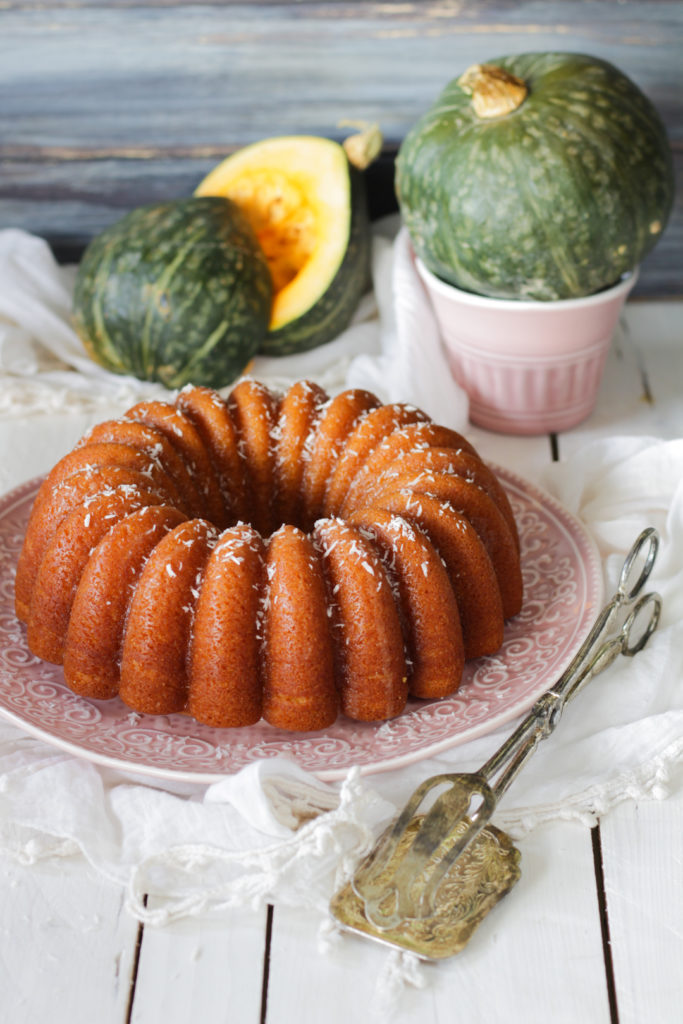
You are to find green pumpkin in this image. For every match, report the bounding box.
[73,197,272,389]
[195,133,375,356]
[396,53,674,301]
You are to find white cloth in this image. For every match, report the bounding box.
[0,224,682,1008]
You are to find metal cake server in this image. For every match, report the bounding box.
[330,528,662,960]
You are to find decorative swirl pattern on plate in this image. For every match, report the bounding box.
[0,469,603,783]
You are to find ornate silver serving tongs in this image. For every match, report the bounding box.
[331,528,662,958]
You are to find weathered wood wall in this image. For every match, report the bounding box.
[2,0,681,295]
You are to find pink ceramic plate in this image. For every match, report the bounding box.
[0,470,603,783]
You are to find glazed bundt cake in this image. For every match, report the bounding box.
[14,379,523,731]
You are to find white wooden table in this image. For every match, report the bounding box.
[1,299,682,1024]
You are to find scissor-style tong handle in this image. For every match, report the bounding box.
[482,527,662,802]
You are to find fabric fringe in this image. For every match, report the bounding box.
[497,735,683,838]
[124,767,381,927]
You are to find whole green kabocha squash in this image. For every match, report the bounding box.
[396,53,675,301]
[73,197,272,389]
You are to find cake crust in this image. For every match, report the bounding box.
[15,380,523,731]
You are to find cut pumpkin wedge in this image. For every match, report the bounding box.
[195,133,376,355]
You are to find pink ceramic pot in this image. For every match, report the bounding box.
[416,258,638,435]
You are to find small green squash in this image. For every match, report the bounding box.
[195,131,378,355]
[73,197,272,389]
[396,53,674,301]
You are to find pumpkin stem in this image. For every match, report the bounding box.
[339,121,384,170]
[458,63,528,119]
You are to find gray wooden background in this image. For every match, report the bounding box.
[2,0,681,296]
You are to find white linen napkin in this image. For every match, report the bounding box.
[0,224,682,999]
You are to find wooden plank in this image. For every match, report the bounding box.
[1,1,681,294]
[468,430,556,483]
[600,301,683,439]
[128,900,269,1023]
[600,787,683,1024]
[266,820,611,1024]
[558,299,683,461]
[0,152,399,258]
[0,857,140,1024]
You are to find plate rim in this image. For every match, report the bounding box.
[0,468,603,784]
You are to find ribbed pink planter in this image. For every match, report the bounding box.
[416,259,638,435]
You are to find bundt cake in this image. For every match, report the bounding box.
[14,379,523,732]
